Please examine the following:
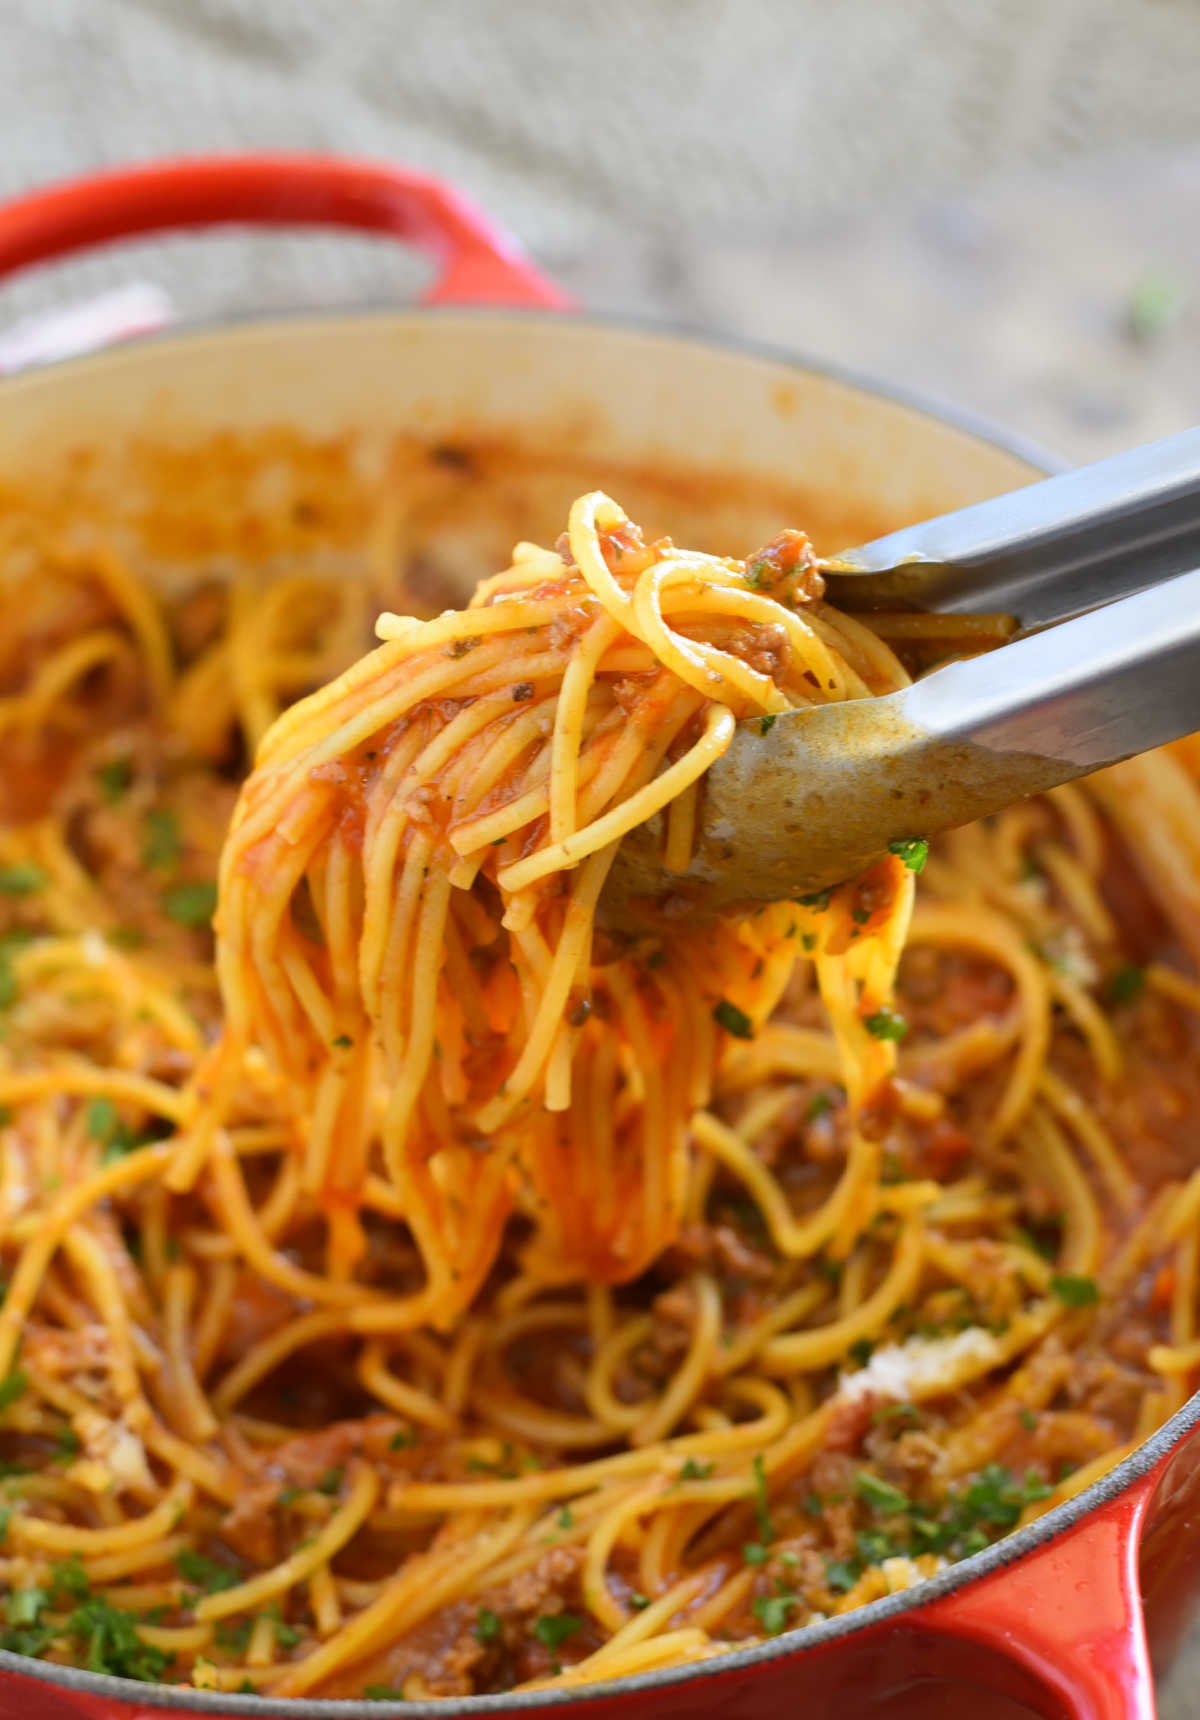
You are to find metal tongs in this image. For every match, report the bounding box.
[607,426,1200,916]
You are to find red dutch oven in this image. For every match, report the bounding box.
[0,156,1196,1720]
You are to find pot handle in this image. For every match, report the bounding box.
[915,1483,1156,1719]
[0,153,570,310]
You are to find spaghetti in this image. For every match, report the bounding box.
[1,454,1199,1701]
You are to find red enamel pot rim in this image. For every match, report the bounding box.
[0,155,1188,1718]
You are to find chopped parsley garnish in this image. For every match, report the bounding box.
[532,1612,583,1653]
[52,1594,170,1681]
[53,1424,81,1463]
[855,1470,909,1514]
[315,1466,344,1495]
[176,1548,240,1594]
[1051,1273,1099,1308]
[629,1592,650,1610]
[0,1369,28,1411]
[751,1452,774,1543]
[7,1587,48,1626]
[743,1540,769,1565]
[864,1008,908,1042]
[331,1034,353,1049]
[97,757,133,804]
[679,1457,715,1482]
[162,880,217,928]
[389,1428,416,1450]
[85,1096,143,1163]
[142,809,181,871]
[86,1096,118,1144]
[848,1338,874,1367]
[215,1618,254,1654]
[474,1607,502,1643]
[760,713,778,736]
[796,888,831,911]
[713,999,754,1040]
[1019,1407,1039,1432]
[856,1528,898,1565]
[872,1402,920,1428]
[745,559,772,588]
[556,1506,574,1529]
[51,1557,91,1600]
[805,1091,833,1121]
[752,1589,798,1635]
[364,1685,407,1701]
[1106,963,1146,1006]
[271,1610,302,1648]
[888,837,929,873]
[0,864,44,896]
[824,1558,861,1594]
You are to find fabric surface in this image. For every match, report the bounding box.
[2,0,1200,1710]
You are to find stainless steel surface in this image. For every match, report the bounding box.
[608,562,1200,913]
[823,425,1200,627]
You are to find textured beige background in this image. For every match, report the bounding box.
[2,1,1200,1711]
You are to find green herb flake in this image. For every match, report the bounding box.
[713,999,754,1040]
[532,1612,583,1651]
[1106,963,1145,1007]
[176,1548,240,1594]
[679,1457,715,1482]
[847,1337,874,1367]
[215,1618,254,1654]
[363,1685,407,1701]
[556,1506,574,1529]
[824,1558,862,1595]
[745,559,773,589]
[388,1428,416,1451]
[760,713,778,736]
[86,1096,118,1144]
[751,1452,774,1543]
[1019,1407,1038,1432]
[474,1607,502,1644]
[1051,1273,1099,1308]
[864,1008,908,1042]
[97,757,133,804]
[162,881,217,929]
[0,1369,28,1411]
[805,1091,833,1122]
[315,1466,344,1496]
[272,1613,302,1649]
[53,1424,82,1464]
[871,1402,920,1428]
[629,1592,650,1610]
[743,1540,769,1565]
[752,1590,797,1636]
[8,1587,48,1626]
[331,1034,354,1049]
[855,1470,910,1514]
[51,1556,91,1600]
[0,864,44,896]
[797,888,831,911]
[63,1594,171,1680]
[888,837,929,873]
[142,808,182,871]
